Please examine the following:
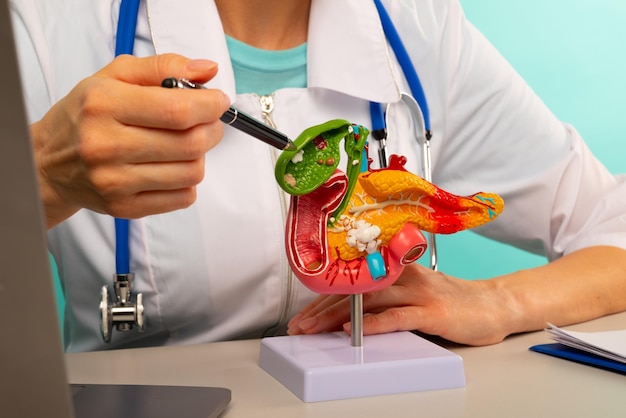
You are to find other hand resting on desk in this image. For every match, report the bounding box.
[288,246,626,346]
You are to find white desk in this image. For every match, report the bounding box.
[66,312,626,418]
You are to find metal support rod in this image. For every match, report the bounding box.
[350,294,364,347]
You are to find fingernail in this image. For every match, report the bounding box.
[298,317,318,332]
[221,92,231,108]
[185,59,217,72]
[288,313,302,328]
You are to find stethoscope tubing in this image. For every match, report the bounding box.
[371,0,431,131]
[371,0,437,270]
[113,0,140,275]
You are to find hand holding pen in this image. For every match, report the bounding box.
[34,55,231,226]
[162,77,296,151]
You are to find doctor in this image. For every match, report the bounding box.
[11,0,626,351]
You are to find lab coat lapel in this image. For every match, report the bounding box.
[308,0,401,103]
[145,0,236,99]
[145,0,400,104]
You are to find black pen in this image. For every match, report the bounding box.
[161,77,296,151]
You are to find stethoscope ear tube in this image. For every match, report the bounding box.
[399,94,430,180]
[373,0,437,271]
[396,93,438,271]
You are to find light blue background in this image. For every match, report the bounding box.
[53,1,626,318]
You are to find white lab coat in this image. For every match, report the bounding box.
[10,0,626,351]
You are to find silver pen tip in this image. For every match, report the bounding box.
[284,141,297,151]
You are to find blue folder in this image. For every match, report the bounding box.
[529,343,626,375]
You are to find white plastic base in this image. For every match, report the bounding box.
[259,331,465,402]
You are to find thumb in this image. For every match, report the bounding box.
[98,53,219,86]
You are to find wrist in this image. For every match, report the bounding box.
[30,121,80,229]
[490,269,545,338]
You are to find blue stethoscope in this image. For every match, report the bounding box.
[101,0,437,342]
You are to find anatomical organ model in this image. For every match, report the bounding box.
[275,120,504,295]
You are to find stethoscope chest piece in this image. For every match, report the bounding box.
[99,273,144,343]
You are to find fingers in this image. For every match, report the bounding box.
[288,294,345,326]
[77,54,229,159]
[79,122,223,166]
[101,186,200,219]
[347,307,420,336]
[288,264,514,346]
[287,287,407,335]
[99,54,220,88]
[74,123,221,218]
[87,155,205,197]
[80,55,229,131]
[287,294,351,334]
[102,82,229,130]
[289,293,432,339]
[287,264,435,337]
[35,53,232,226]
